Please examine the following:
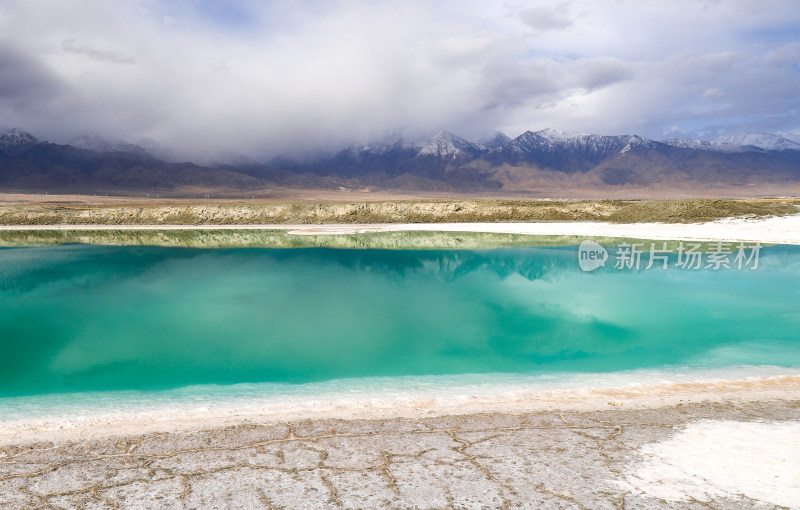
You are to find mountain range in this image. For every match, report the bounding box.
[1,126,799,194]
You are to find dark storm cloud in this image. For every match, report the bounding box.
[0,45,62,108]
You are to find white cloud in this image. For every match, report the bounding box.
[519,7,572,33]
[702,88,726,99]
[765,42,800,67]
[0,0,798,159]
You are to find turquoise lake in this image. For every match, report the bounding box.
[1,242,799,416]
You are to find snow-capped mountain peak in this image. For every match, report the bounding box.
[661,133,800,153]
[0,127,39,156]
[504,129,654,156]
[660,138,742,153]
[715,133,800,151]
[619,134,656,152]
[416,130,483,159]
[478,131,512,151]
[535,128,589,142]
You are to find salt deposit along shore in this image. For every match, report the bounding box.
[1,214,799,508]
[289,213,800,245]
[2,211,800,244]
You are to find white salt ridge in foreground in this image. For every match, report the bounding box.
[2,365,800,444]
[621,420,800,508]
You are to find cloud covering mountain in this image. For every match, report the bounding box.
[2,126,799,193]
[0,0,799,161]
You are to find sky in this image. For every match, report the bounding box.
[1,0,799,159]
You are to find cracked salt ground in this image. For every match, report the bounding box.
[1,400,799,509]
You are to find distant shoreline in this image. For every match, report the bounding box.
[1,214,800,245]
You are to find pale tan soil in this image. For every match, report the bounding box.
[3,179,800,206]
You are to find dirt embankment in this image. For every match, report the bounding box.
[0,199,798,225]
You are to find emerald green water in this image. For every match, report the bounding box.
[1,243,799,401]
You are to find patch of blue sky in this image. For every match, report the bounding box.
[192,0,256,29]
[155,0,344,38]
[147,0,260,33]
[742,25,800,46]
